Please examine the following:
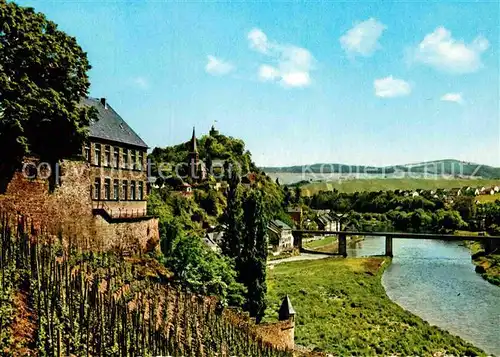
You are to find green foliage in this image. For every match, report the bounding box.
[0,1,95,191]
[159,228,245,306]
[452,196,477,221]
[149,131,256,180]
[149,131,285,318]
[434,209,467,232]
[148,188,245,306]
[309,189,466,233]
[239,189,268,322]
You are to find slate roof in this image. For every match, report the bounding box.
[82,97,148,148]
[270,219,292,231]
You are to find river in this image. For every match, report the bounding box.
[347,237,500,356]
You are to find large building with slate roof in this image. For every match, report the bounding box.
[82,97,150,218]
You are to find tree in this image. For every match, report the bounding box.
[0,1,95,191]
[434,209,466,232]
[452,196,477,222]
[221,173,243,257]
[294,186,301,204]
[283,186,292,207]
[240,189,268,322]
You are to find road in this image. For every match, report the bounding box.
[267,253,333,266]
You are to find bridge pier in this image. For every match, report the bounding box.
[339,233,347,257]
[385,236,393,257]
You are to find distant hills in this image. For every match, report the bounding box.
[261,159,500,179]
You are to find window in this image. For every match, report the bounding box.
[122,149,128,169]
[94,144,101,166]
[104,178,111,200]
[113,148,119,169]
[113,179,119,200]
[138,181,144,200]
[105,146,111,167]
[138,151,143,171]
[122,180,128,200]
[84,145,90,162]
[131,151,136,170]
[93,178,101,200]
[130,181,136,200]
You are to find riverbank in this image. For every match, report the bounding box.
[264,257,485,356]
[467,241,500,286]
[456,231,500,286]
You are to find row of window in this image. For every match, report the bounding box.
[84,144,144,171]
[93,178,144,201]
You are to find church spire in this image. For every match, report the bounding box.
[190,126,197,153]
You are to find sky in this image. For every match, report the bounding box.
[15,0,500,167]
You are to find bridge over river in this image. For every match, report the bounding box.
[293,230,500,257]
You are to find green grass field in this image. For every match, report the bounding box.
[300,178,500,195]
[303,236,337,250]
[265,258,484,355]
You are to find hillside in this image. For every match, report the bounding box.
[262,159,500,179]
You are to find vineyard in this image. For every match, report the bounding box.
[0,211,292,356]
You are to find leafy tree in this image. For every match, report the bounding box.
[240,189,268,322]
[149,189,245,306]
[197,189,220,216]
[0,1,95,191]
[452,196,477,222]
[409,209,433,232]
[159,224,245,305]
[283,186,292,207]
[294,186,302,204]
[434,209,466,232]
[221,174,243,257]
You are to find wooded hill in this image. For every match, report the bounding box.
[149,130,257,179]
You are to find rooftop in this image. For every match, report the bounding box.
[270,219,292,230]
[83,97,148,149]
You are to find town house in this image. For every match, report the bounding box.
[83,97,149,218]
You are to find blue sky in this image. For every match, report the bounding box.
[16,0,500,167]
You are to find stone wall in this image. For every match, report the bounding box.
[254,319,295,350]
[223,308,295,351]
[0,159,158,253]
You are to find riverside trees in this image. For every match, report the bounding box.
[308,189,467,233]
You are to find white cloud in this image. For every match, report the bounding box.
[441,92,464,104]
[340,18,386,57]
[374,76,411,98]
[281,72,311,88]
[258,64,280,81]
[413,27,489,73]
[248,28,269,54]
[248,28,315,88]
[133,76,149,89]
[205,55,235,76]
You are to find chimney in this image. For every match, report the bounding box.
[100,97,107,109]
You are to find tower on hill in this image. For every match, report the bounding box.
[209,123,219,136]
[187,127,206,181]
